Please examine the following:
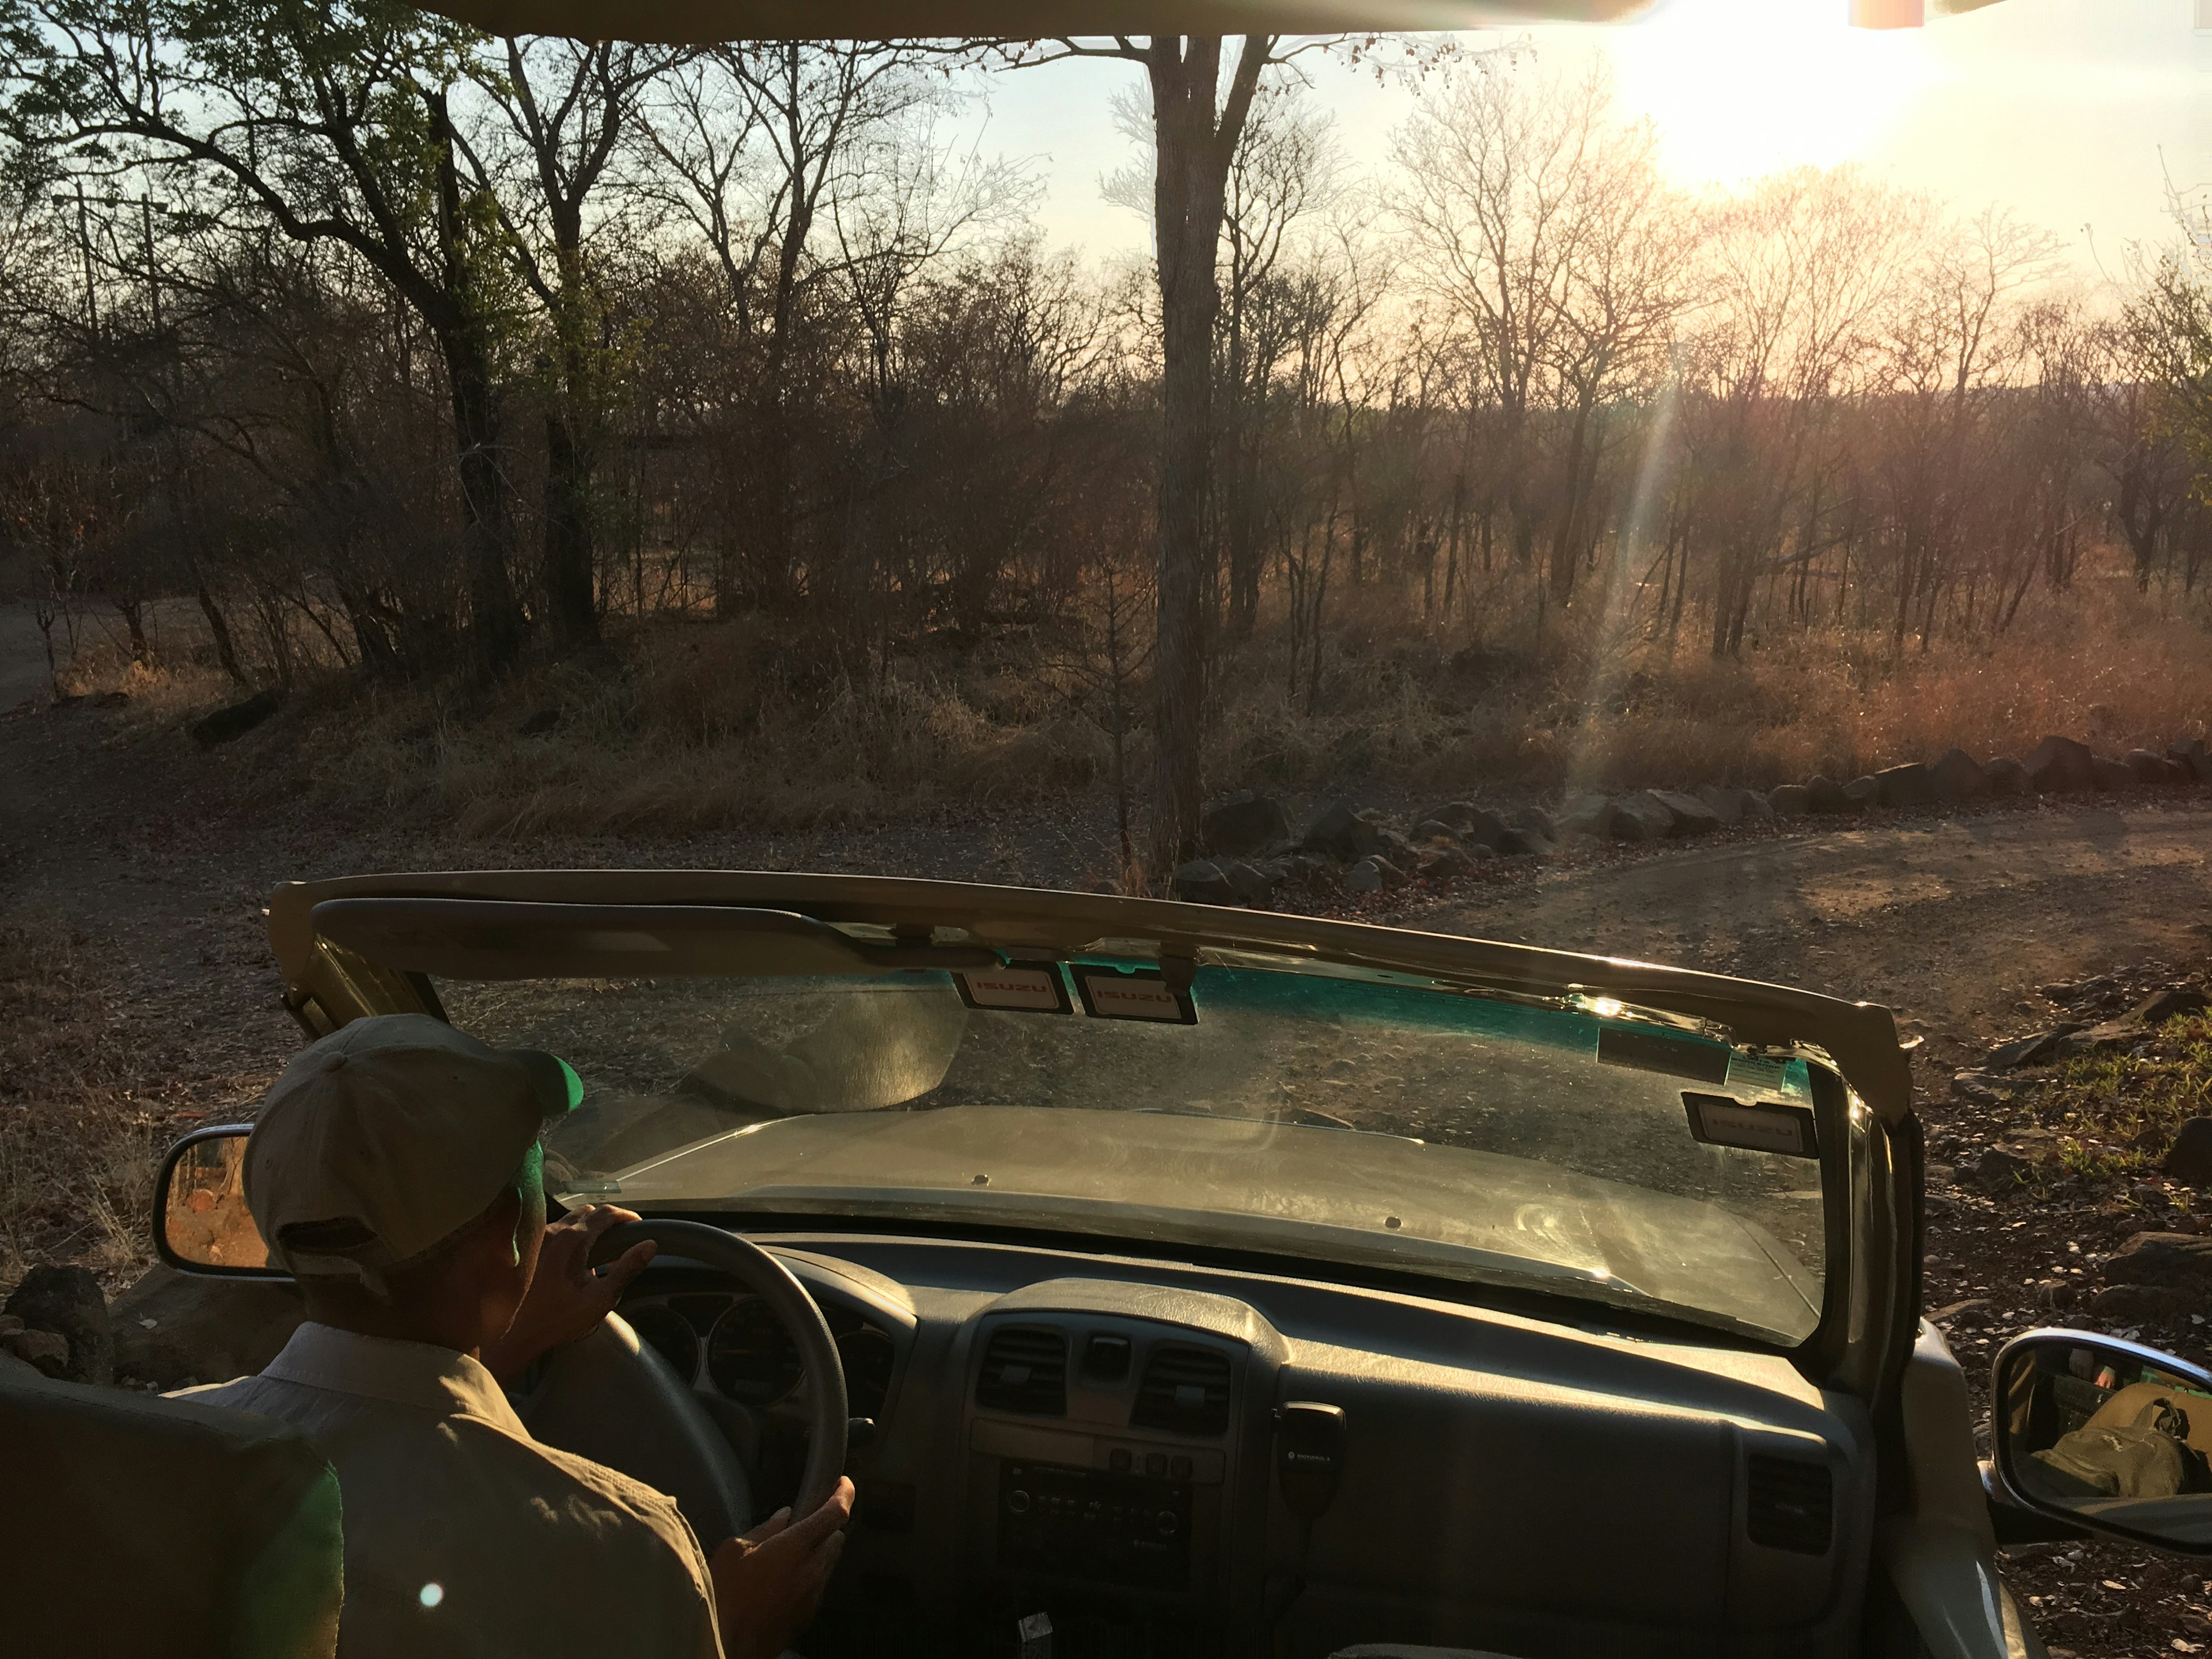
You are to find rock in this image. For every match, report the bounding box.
[2124,748,2171,786]
[2162,756,2195,785]
[2090,1283,2195,1323]
[1457,809,1512,851]
[1768,783,1813,816]
[1951,1070,2044,1106]
[1804,775,1853,813]
[1421,801,1481,834]
[518,706,563,737]
[1843,775,1883,807]
[1556,794,1618,839]
[2164,1118,2212,1187]
[1510,806,1556,841]
[2031,1278,2080,1312]
[1377,829,1421,869]
[2026,734,2097,794]
[1495,827,1555,858]
[1221,861,1277,907]
[0,1327,70,1376]
[1301,800,1387,862]
[189,688,282,750]
[3,1264,112,1385]
[1418,846,1481,881]
[1464,842,1497,863]
[2103,1230,2212,1293]
[1735,787,1774,821]
[1983,756,2029,797]
[2049,1020,2139,1061]
[1611,794,1673,842]
[1969,1147,2033,1191]
[1647,790,1720,836]
[108,1266,305,1389]
[1342,859,1384,895]
[1696,785,1745,827]
[2136,985,2209,1027]
[2090,756,2138,793]
[1410,820,1458,847]
[1927,748,1988,803]
[1171,860,1238,906]
[1984,1029,2073,1070]
[1202,791,1290,857]
[89,690,130,710]
[2168,738,2212,783]
[1875,763,1939,809]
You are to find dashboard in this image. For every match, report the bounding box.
[613,1232,1875,1659]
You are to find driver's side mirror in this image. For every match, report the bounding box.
[155,1126,285,1278]
[1993,1330,2212,1552]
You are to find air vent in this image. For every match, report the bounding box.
[976,1326,1067,1416]
[1131,1344,1233,1437]
[1747,1454,1834,1554]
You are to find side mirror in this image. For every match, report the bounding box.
[155,1126,284,1277]
[1993,1329,2212,1553]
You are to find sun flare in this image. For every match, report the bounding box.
[1605,0,1943,187]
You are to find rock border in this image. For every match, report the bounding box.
[1172,736,2212,908]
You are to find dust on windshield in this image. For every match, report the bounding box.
[440,959,1832,1346]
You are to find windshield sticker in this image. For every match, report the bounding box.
[1597,1025,1731,1084]
[956,964,1073,1015]
[1683,1093,1820,1160]
[1074,967,1197,1024]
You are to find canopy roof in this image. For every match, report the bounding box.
[413,0,1999,46]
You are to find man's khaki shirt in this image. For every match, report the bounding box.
[183,1322,722,1658]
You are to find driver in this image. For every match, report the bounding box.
[181,1014,854,1658]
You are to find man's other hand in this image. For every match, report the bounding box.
[710,1478,855,1659]
[481,1203,656,1382]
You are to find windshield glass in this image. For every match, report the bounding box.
[439,958,1831,1345]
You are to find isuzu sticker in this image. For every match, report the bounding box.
[956,964,1073,1014]
[1682,1092,1820,1159]
[1073,967,1197,1024]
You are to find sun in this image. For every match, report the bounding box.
[1603,0,1944,188]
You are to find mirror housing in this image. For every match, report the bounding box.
[1991,1328,2212,1553]
[154,1126,286,1278]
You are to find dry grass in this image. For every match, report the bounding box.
[0,918,168,1288]
[2033,1013,2212,1182]
[47,550,2212,838]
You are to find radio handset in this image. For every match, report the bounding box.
[1266,1402,1348,1647]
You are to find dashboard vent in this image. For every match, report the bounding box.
[1131,1344,1233,1437]
[976,1326,1067,1416]
[1746,1454,1834,1554]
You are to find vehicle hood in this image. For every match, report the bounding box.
[599,1103,1823,1342]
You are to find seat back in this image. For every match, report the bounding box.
[0,1366,342,1658]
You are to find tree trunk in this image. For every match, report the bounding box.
[1143,35,1269,877]
[543,404,599,649]
[428,89,527,679]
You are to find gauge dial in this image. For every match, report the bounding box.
[707,1297,805,1406]
[626,1304,699,1382]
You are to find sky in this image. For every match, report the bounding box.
[967,0,2212,279]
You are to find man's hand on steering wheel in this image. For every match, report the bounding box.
[483,1203,658,1384]
[710,1478,856,1659]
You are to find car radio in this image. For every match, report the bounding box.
[997,1460,1193,1590]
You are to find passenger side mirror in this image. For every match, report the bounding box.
[1992,1330,2212,1552]
[155,1126,284,1277]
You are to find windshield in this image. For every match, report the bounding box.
[440,958,1831,1346]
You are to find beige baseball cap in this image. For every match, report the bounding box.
[244,1013,582,1286]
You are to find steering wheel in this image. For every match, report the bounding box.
[520,1220,849,1543]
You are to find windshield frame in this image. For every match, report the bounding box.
[264,869,1911,1378]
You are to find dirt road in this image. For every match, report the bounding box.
[1414,802,2212,1074]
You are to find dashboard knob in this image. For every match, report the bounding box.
[1009,1490,1031,1514]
